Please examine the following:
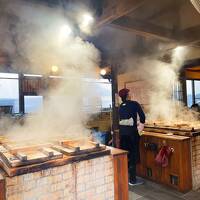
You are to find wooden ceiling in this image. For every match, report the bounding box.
[95,0,200,47]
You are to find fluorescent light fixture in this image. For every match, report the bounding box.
[24,74,43,77]
[0,73,18,78]
[49,75,63,78]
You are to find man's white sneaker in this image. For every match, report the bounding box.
[129,179,144,186]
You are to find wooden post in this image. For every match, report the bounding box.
[192,80,195,104]
[19,73,24,114]
[111,149,129,200]
[111,65,119,147]
[0,173,5,200]
[179,68,187,106]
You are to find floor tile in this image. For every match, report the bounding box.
[129,179,200,200]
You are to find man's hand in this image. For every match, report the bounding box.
[137,123,144,136]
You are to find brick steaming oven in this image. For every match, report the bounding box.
[0,139,128,200]
[137,123,200,192]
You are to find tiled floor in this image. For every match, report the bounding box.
[129,179,200,200]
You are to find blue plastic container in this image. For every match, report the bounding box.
[92,131,108,145]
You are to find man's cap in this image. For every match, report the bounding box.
[118,88,130,98]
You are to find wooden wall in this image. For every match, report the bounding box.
[22,77,44,95]
[22,77,62,95]
[185,67,200,80]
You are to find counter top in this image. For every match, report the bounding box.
[108,146,128,156]
[142,131,190,140]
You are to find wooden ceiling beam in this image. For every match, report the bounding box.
[110,17,200,45]
[147,5,175,21]
[178,25,200,44]
[96,0,146,28]
[111,16,176,42]
[145,0,181,21]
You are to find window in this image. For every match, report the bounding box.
[23,74,44,113]
[99,82,112,109]
[172,81,183,102]
[186,80,193,107]
[24,96,43,113]
[0,73,19,114]
[186,80,200,107]
[83,79,112,113]
[195,80,200,104]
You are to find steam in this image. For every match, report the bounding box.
[95,24,200,125]
[123,46,200,125]
[0,0,101,142]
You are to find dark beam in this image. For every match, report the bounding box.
[96,0,146,27]
[146,0,182,21]
[19,74,25,114]
[111,16,176,42]
[179,25,200,44]
[147,4,175,20]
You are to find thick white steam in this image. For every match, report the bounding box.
[123,47,200,125]
[0,0,101,142]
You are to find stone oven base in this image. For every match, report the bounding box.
[2,156,114,200]
[0,147,128,200]
[191,135,200,190]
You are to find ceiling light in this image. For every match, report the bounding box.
[100,69,107,76]
[51,65,59,73]
[59,24,72,40]
[79,13,94,34]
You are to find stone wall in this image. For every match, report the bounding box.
[191,136,200,190]
[5,155,114,200]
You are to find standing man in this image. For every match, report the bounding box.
[118,88,145,186]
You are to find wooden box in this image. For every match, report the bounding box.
[137,132,192,192]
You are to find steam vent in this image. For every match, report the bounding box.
[1,0,200,200]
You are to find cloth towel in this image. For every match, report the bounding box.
[155,146,172,167]
[119,117,134,126]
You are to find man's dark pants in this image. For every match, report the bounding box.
[120,133,140,182]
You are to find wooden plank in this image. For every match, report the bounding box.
[185,70,200,79]
[0,149,111,177]
[15,152,27,161]
[142,131,190,140]
[0,152,21,167]
[179,25,200,44]
[58,140,106,155]
[0,149,63,167]
[41,147,54,157]
[111,16,176,42]
[179,139,192,192]
[52,145,78,156]
[0,146,7,153]
[108,146,128,156]
[4,143,52,152]
[96,0,146,27]
[113,154,128,200]
[52,144,106,156]
[0,173,5,200]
